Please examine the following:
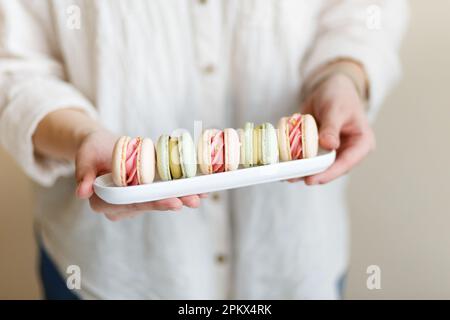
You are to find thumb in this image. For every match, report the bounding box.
[317,105,345,150]
[75,156,97,199]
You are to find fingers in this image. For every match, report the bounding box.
[90,195,182,215]
[179,195,201,208]
[89,193,208,222]
[75,162,97,199]
[136,198,183,211]
[286,178,303,183]
[300,74,373,185]
[317,103,348,151]
[305,130,375,185]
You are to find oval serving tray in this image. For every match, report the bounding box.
[94,150,335,204]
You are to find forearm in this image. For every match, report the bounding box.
[32,108,104,161]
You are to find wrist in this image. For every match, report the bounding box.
[73,124,105,151]
[33,108,104,161]
[302,58,369,104]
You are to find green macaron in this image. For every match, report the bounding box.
[156,132,197,181]
[156,134,172,181]
[178,131,197,178]
[238,122,278,167]
[257,122,279,165]
[240,122,255,168]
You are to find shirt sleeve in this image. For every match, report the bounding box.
[302,0,409,119]
[0,0,98,187]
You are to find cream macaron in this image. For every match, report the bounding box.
[255,122,279,165]
[277,113,319,161]
[237,122,255,168]
[238,122,278,166]
[198,128,240,174]
[111,136,156,187]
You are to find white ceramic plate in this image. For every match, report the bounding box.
[93,150,336,204]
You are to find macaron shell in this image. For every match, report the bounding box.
[138,138,155,184]
[243,123,254,167]
[224,128,240,171]
[302,114,319,158]
[111,136,130,187]
[179,132,197,178]
[156,135,172,181]
[260,123,279,165]
[237,128,246,167]
[198,130,213,175]
[277,117,291,162]
[169,137,183,179]
[252,125,259,165]
[134,137,143,184]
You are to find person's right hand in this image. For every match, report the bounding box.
[75,129,206,221]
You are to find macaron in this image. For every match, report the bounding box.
[277,113,319,161]
[111,136,155,187]
[255,122,279,165]
[198,128,240,175]
[156,132,197,181]
[237,122,255,168]
[238,122,278,166]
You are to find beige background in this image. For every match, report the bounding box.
[346,0,450,299]
[1,0,449,299]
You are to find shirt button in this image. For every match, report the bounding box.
[215,254,227,264]
[211,192,221,202]
[202,64,215,75]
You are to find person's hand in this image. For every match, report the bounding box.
[75,129,207,221]
[291,73,375,185]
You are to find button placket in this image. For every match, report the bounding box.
[191,1,231,298]
[192,0,221,76]
[204,190,231,298]
[191,0,227,137]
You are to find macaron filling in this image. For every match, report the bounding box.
[169,137,182,179]
[124,137,141,186]
[253,126,260,165]
[156,135,172,181]
[179,132,197,178]
[210,130,225,173]
[260,123,278,164]
[288,114,303,160]
[244,123,254,167]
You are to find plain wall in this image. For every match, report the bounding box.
[345,0,450,299]
[0,0,449,299]
[0,149,40,299]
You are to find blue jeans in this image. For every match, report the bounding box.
[39,247,80,300]
[338,273,347,299]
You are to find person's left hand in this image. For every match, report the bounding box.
[289,73,376,185]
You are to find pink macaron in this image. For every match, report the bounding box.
[277,113,319,161]
[111,136,155,187]
[198,128,240,174]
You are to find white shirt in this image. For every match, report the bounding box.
[0,0,407,299]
